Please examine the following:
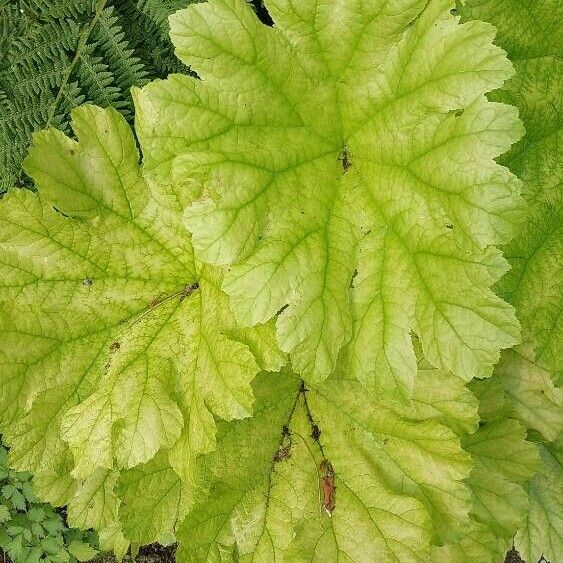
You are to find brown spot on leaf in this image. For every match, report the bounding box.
[350,269,358,288]
[276,304,289,316]
[274,425,293,463]
[180,282,200,301]
[320,459,336,515]
[273,443,292,462]
[339,148,352,171]
[311,424,321,442]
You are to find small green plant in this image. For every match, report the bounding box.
[0,442,98,563]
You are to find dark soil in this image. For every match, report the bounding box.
[96,543,176,563]
[505,547,526,563]
[1,544,177,563]
[1,544,544,562]
[504,547,551,563]
[135,543,177,563]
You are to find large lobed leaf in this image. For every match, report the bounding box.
[136,0,559,555]
[176,359,540,562]
[135,0,524,399]
[176,368,475,561]
[0,105,282,550]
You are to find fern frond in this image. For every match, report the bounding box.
[137,0,189,27]
[0,0,191,192]
[92,6,149,101]
[18,0,95,20]
[112,0,192,78]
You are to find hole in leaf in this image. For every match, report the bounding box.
[276,304,289,316]
[250,0,273,26]
[350,268,359,288]
[311,424,321,441]
[339,147,352,171]
[180,282,200,300]
[52,206,70,218]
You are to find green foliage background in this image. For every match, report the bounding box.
[0,441,98,562]
[0,0,192,192]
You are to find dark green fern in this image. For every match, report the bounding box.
[113,0,192,78]
[0,0,201,192]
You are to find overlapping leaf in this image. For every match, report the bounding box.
[177,366,480,562]
[461,2,563,560]
[0,105,280,548]
[515,440,563,563]
[429,375,540,563]
[461,0,563,385]
[495,344,563,442]
[466,347,562,562]
[175,356,540,562]
[135,0,524,398]
[472,350,561,563]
